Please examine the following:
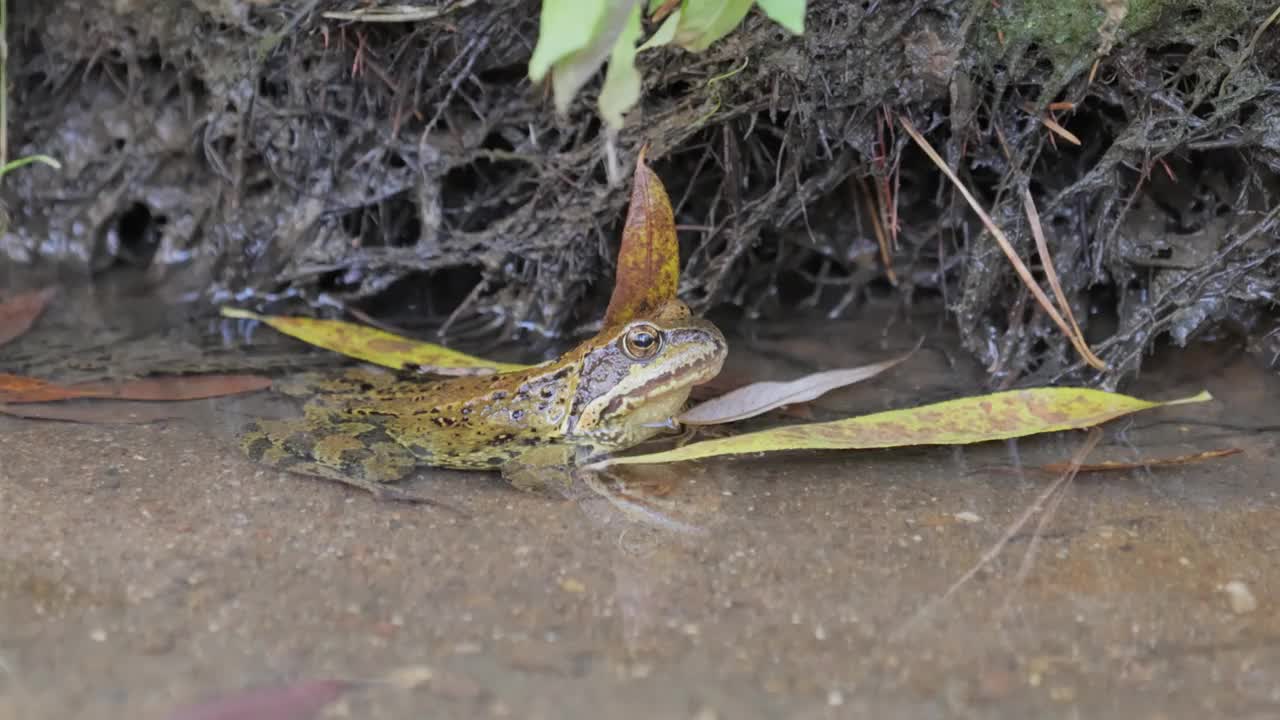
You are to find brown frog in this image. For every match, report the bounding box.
[239,299,727,501]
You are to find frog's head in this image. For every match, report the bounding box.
[567,299,727,450]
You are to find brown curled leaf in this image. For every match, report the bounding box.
[602,146,679,327]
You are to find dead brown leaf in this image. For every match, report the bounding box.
[0,287,57,348]
[0,373,272,404]
[602,146,679,327]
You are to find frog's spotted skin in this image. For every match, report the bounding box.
[237,299,727,501]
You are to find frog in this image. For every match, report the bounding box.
[238,299,727,503]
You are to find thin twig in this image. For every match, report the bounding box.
[999,428,1102,618]
[857,176,898,285]
[891,429,1102,640]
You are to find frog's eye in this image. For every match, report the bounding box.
[621,324,662,360]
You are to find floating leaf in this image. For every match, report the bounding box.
[221,307,528,374]
[0,400,191,424]
[593,388,1214,467]
[679,344,917,425]
[0,373,271,404]
[0,287,57,348]
[165,679,351,720]
[602,147,679,326]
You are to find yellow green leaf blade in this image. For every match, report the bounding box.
[221,307,529,374]
[602,146,679,326]
[597,388,1213,467]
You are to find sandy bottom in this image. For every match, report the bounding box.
[2,324,1278,719]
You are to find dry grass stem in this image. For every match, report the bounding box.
[899,115,1108,371]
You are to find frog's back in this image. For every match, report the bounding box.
[338,365,579,470]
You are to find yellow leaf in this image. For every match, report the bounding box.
[602,146,679,326]
[221,307,529,375]
[593,388,1213,467]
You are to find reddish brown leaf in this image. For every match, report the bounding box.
[0,287,57,348]
[0,401,191,424]
[602,146,679,327]
[0,373,272,404]
[165,679,352,720]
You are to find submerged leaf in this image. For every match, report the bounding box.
[0,287,57,348]
[679,344,917,425]
[221,307,528,374]
[602,147,679,326]
[165,679,351,720]
[0,373,271,404]
[594,388,1214,467]
[0,400,192,424]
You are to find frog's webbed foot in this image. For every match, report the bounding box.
[239,419,464,515]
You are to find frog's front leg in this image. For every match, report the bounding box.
[500,445,575,494]
[238,413,432,505]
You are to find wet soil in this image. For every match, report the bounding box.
[5,1,1279,383]
[2,305,1277,719]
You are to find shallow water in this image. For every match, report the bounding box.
[2,293,1278,719]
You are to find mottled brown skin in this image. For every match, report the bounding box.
[239,300,727,501]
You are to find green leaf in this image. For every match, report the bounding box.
[527,0,610,83]
[547,0,644,115]
[592,388,1214,467]
[674,0,754,52]
[755,0,805,34]
[598,3,645,128]
[638,8,681,51]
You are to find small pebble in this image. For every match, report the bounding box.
[954,511,981,523]
[1222,580,1258,614]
